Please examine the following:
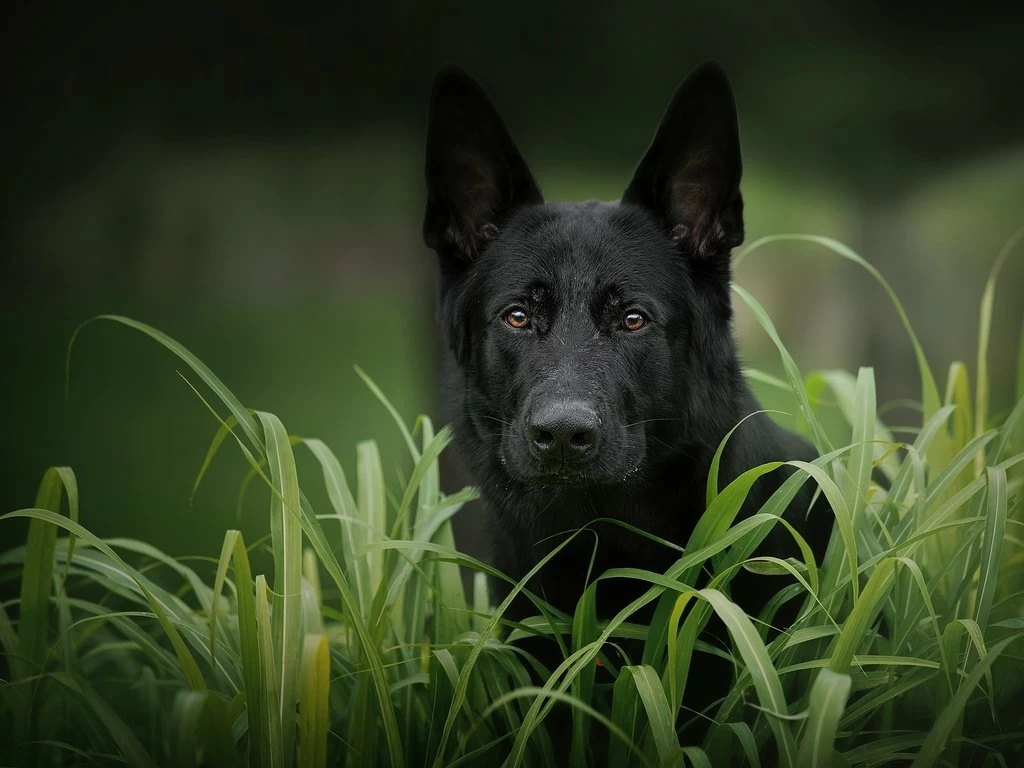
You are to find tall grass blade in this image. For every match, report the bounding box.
[357,440,387,614]
[828,558,894,673]
[945,362,973,454]
[974,467,1007,630]
[721,723,762,768]
[706,411,775,507]
[844,367,876,532]
[69,316,263,449]
[301,438,366,611]
[788,460,859,605]
[975,226,1024,445]
[701,588,796,768]
[817,369,898,480]
[259,411,304,765]
[629,664,680,765]
[1017,316,1024,402]
[570,583,599,766]
[733,284,830,454]
[51,467,79,672]
[609,666,644,768]
[796,668,851,768]
[216,531,265,765]
[15,468,70,681]
[410,417,442,643]
[192,414,241,499]
[989,394,1024,465]
[354,364,420,460]
[255,574,284,767]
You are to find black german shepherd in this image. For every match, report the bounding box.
[423,63,831,664]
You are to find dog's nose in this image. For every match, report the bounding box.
[527,400,601,460]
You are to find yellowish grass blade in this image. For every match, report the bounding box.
[298,634,330,768]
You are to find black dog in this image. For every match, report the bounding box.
[423,63,830,676]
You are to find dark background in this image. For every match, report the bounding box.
[2,2,1022,565]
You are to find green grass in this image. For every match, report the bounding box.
[3,236,1024,767]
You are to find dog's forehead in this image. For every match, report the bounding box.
[483,202,675,294]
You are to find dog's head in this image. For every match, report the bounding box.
[424,63,744,488]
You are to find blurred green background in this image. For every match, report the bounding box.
[2,2,1022,565]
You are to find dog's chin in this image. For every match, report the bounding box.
[499,453,641,489]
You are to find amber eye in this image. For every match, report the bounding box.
[505,308,530,329]
[623,310,647,331]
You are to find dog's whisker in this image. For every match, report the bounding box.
[478,414,515,427]
[623,417,689,428]
[645,434,697,460]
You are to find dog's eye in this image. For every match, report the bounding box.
[505,308,530,329]
[622,311,647,331]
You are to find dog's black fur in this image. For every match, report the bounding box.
[423,63,831,673]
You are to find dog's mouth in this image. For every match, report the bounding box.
[535,468,604,488]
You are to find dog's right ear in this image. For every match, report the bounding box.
[424,65,542,274]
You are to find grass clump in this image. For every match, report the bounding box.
[2,235,1024,767]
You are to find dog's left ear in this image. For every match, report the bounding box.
[622,62,743,259]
